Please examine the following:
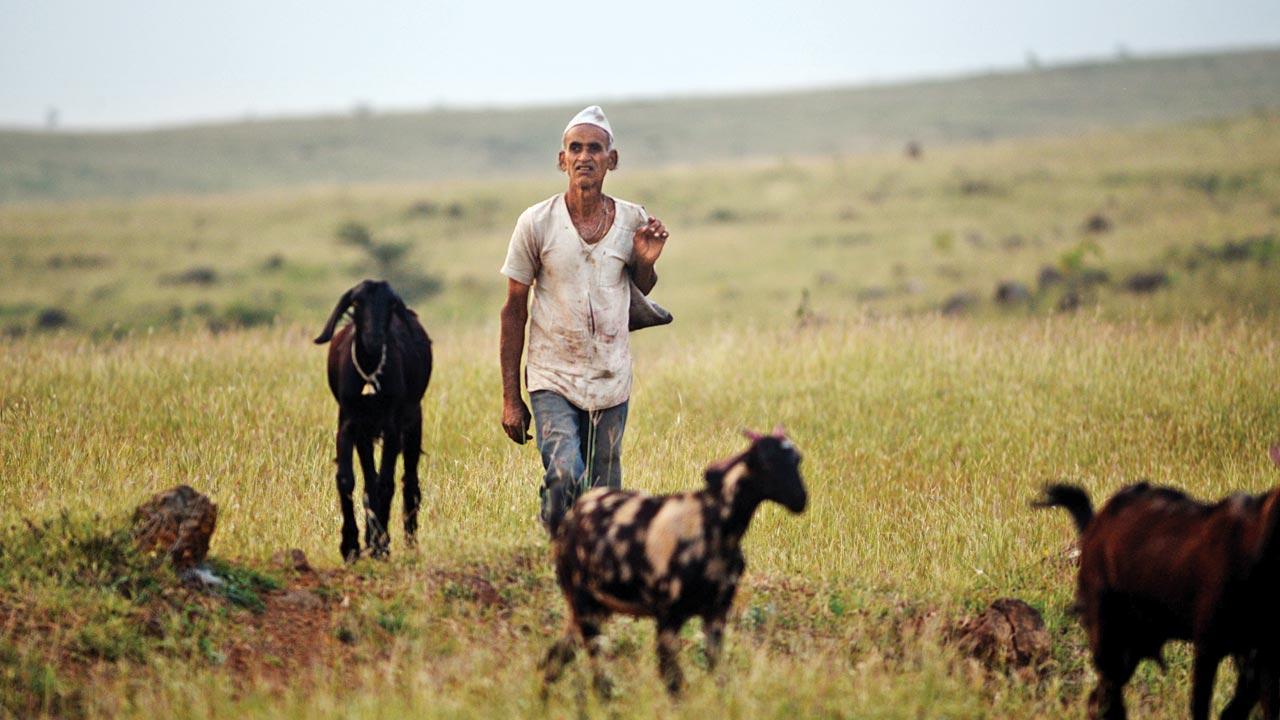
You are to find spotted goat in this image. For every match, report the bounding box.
[541,427,806,697]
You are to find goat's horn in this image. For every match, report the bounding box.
[742,428,763,441]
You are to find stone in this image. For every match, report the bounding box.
[133,485,217,571]
[271,548,313,574]
[1123,271,1170,294]
[941,292,977,316]
[1083,213,1113,234]
[954,598,1051,671]
[994,282,1031,304]
[1037,265,1064,290]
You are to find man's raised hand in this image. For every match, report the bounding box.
[633,216,669,267]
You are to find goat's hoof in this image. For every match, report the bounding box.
[341,546,360,563]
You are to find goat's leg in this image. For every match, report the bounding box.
[1190,647,1223,720]
[1087,648,1137,720]
[335,416,360,562]
[354,434,382,557]
[369,433,400,558]
[655,617,687,697]
[703,612,727,671]
[1221,653,1261,720]
[400,406,423,547]
[1084,596,1139,720]
[540,627,579,696]
[1261,662,1280,720]
[578,615,615,700]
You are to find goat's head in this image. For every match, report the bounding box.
[314,279,410,349]
[737,426,807,513]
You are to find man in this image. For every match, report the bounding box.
[499,105,670,533]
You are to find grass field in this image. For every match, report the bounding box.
[3,112,1280,338]
[2,109,1280,718]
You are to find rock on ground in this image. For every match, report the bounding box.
[271,548,313,573]
[954,598,1051,671]
[133,485,217,571]
[994,282,1031,304]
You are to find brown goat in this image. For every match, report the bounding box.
[1036,462,1280,720]
[541,428,806,698]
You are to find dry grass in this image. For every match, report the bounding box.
[2,112,1280,717]
[3,315,1279,717]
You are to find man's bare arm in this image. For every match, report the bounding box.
[499,278,533,444]
[632,260,658,295]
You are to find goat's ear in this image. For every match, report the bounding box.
[314,288,353,344]
[704,466,724,494]
[742,428,763,442]
[771,423,787,438]
[1270,445,1280,468]
[1257,491,1280,561]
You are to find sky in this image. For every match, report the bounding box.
[2,0,1279,130]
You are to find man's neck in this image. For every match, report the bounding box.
[565,184,607,218]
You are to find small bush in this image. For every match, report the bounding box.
[0,512,164,600]
[333,223,444,303]
[160,266,219,286]
[1184,172,1257,198]
[336,221,373,248]
[35,307,71,330]
[707,207,739,223]
[219,302,276,329]
[0,640,81,719]
[406,200,438,218]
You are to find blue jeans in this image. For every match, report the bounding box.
[530,390,629,532]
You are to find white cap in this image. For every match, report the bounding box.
[563,105,613,145]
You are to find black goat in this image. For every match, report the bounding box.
[541,427,806,697]
[1036,463,1280,719]
[315,280,432,561]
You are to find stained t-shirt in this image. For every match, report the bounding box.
[501,193,648,411]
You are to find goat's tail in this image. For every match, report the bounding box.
[1033,483,1094,535]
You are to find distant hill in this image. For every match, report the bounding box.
[2,47,1279,202]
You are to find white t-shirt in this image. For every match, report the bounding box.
[501,193,649,411]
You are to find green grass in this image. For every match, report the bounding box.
[2,110,1280,717]
[3,316,1280,717]
[2,47,1279,202]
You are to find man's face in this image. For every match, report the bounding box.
[558,124,617,188]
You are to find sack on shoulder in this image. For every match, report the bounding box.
[628,278,673,331]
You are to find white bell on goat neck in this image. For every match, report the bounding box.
[362,382,377,396]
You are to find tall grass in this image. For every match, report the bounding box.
[3,316,1278,717]
[3,111,1280,717]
